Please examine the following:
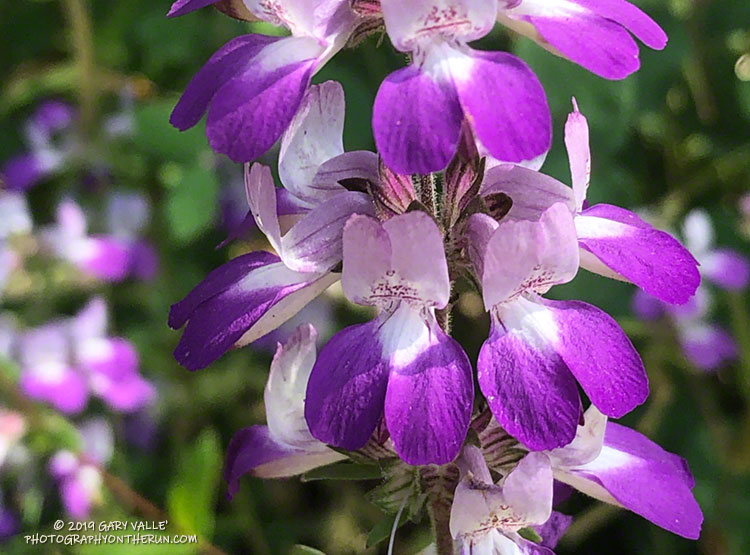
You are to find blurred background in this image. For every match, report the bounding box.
[0,0,749,553]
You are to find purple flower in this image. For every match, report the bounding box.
[41,199,132,282]
[373,0,551,174]
[48,419,113,520]
[169,0,358,163]
[169,82,374,370]
[18,298,155,414]
[496,0,668,80]
[450,445,557,554]
[682,209,750,291]
[544,405,703,539]
[466,203,648,450]
[106,192,160,280]
[1,100,75,192]
[224,324,346,498]
[481,100,700,305]
[305,211,474,465]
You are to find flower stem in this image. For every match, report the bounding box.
[61,0,97,137]
[421,465,458,555]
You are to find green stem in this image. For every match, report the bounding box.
[61,0,97,137]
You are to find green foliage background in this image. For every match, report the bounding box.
[1,0,749,553]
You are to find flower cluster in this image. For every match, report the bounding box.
[167,1,705,551]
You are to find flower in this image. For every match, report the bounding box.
[18,297,155,414]
[169,82,374,370]
[481,100,700,305]
[1,101,75,192]
[465,203,648,450]
[450,445,558,554]
[224,324,346,498]
[373,0,551,174]
[496,0,668,80]
[48,419,113,520]
[305,211,474,465]
[168,0,358,162]
[543,405,703,539]
[682,209,750,291]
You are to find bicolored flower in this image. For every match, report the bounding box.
[632,286,738,372]
[544,405,703,539]
[169,82,374,370]
[466,202,648,451]
[373,0,551,174]
[224,324,346,498]
[682,209,750,291]
[18,298,154,414]
[169,0,358,163]
[450,445,558,554]
[305,211,474,465]
[1,100,75,192]
[41,199,132,282]
[48,419,113,520]
[496,0,668,80]
[482,101,699,305]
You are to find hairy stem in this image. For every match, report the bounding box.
[421,465,458,555]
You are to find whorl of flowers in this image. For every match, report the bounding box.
[167,1,704,552]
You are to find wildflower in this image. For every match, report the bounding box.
[373,0,550,174]
[450,445,558,554]
[169,0,358,162]
[482,101,699,305]
[169,82,374,370]
[496,0,668,80]
[466,203,647,450]
[305,211,474,465]
[224,324,346,497]
[543,405,702,539]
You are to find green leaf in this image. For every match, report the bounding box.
[518,526,543,544]
[301,462,382,482]
[164,162,219,244]
[365,512,408,549]
[166,429,222,539]
[133,101,208,162]
[289,545,327,555]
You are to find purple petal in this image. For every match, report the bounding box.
[60,474,92,520]
[562,423,702,539]
[630,289,665,321]
[170,252,335,370]
[1,154,45,192]
[702,248,750,290]
[280,191,374,273]
[384,310,473,465]
[373,64,463,174]
[94,374,156,413]
[522,12,643,80]
[76,236,132,282]
[206,37,321,162]
[77,337,138,380]
[540,297,648,418]
[534,511,573,549]
[576,204,700,304]
[478,305,581,451]
[305,320,391,450]
[128,241,159,280]
[224,426,344,499]
[170,34,280,131]
[456,50,551,165]
[169,251,280,329]
[679,323,737,371]
[167,0,219,17]
[20,366,88,414]
[571,0,668,49]
[480,164,576,222]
